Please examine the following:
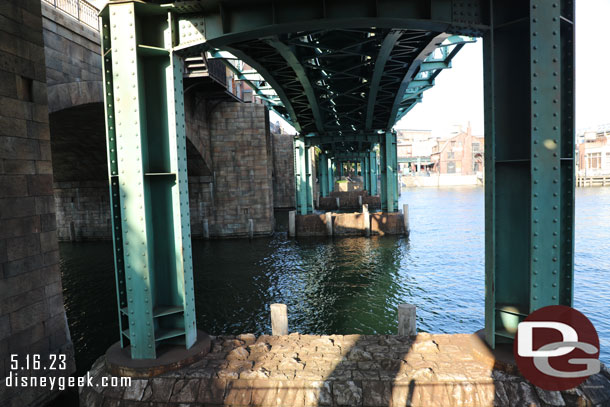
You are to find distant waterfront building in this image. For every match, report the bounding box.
[576,124,610,176]
[430,124,484,176]
[396,129,439,174]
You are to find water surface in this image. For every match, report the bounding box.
[59,186,610,374]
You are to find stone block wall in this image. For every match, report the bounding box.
[272,133,295,209]
[188,102,276,238]
[41,1,103,113]
[53,181,110,241]
[0,1,75,405]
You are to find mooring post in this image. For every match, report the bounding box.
[403,204,409,233]
[248,219,254,239]
[288,210,296,237]
[270,303,288,335]
[202,219,209,239]
[363,204,370,237]
[398,303,416,336]
[325,211,333,236]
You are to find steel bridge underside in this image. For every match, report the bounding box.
[100,0,575,359]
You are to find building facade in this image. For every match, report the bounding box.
[431,125,484,176]
[576,125,610,176]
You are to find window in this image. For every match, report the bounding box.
[447,152,455,159]
[587,152,601,169]
[472,142,480,153]
[447,161,456,173]
[606,153,610,169]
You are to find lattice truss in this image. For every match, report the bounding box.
[207,32,472,140]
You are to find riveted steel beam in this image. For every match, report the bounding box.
[267,38,326,134]
[483,0,575,348]
[100,1,197,359]
[365,30,402,130]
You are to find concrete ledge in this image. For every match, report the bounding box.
[295,212,405,237]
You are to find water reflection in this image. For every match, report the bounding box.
[59,186,610,375]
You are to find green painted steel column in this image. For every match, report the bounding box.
[326,158,335,194]
[363,155,369,192]
[380,142,387,211]
[370,151,378,196]
[483,0,574,348]
[392,131,400,204]
[320,153,329,197]
[101,1,196,359]
[304,146,314,213]
[294,137,307,215]
[383,132,397,212]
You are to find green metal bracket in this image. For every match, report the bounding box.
[100,1,197,359]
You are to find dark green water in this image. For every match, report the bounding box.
[59,187,610,375]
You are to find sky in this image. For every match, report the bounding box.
[93,0,609,137]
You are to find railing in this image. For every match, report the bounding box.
[42,0,99,30]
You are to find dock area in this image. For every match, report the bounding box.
[80,333,610,406]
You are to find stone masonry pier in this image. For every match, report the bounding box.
[80,333,610,406]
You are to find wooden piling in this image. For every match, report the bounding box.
[288,210,296,237]
[403,204,409,233]
[363,204,370,237]
[398,303,416,336]
[325,212,333,236]
[270,303,288,335]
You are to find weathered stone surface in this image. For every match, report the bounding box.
[80,335,610,407]
[333,380,363,406]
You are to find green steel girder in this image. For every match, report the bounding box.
[319,153,329,197]
[169,0,480,141]
[483,0,575,348]
[370,150,378,196]
[100,1,197,359]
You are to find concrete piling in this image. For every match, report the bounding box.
[403,204,409,234]
[398,303,416,336]
[270,303,288,335]
[363,204,370,237]
[325,212,333,236]
[288,211,296,237]
[203,219,209,239]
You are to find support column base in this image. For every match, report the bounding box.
[105,330,211,378]
[470,329,519,376]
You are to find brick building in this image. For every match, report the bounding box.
[431,125,484,175]
[576,125,610,176]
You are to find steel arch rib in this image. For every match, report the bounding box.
[365,30,402,131]
[386,33,449,129]
[266,38,325,134]
[221,44,302,131]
